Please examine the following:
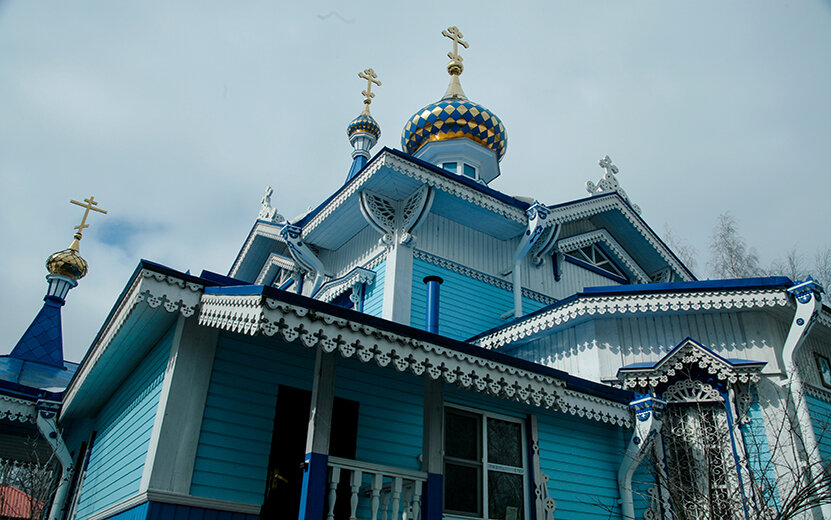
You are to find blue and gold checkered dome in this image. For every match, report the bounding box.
[347,113,381,140]
[401,98,507,161]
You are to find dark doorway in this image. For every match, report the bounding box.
[261,385,359,520]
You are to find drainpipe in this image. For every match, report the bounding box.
[36,400,73,520]
[618,396,666,520]
[423,276,443,334]
[780,278,831,519]
[505,202,553,320]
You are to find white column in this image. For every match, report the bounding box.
[382,243,413,325]
[140,315,219,493]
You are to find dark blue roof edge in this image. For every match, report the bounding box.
[202,281,632,404]
[0,378,64,401]
[468,276,796,344]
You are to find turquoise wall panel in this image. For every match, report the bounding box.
[410,258,548,341]
[334,356,424,471]
[806,394,831,461]
[190,334,315,504]
[74,329,172,519]
[740,399,780,510]
[444,385,628,519]
[362,260,385,318]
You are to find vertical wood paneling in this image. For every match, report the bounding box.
[361,260,385,318]
[319,227,385,278]
[74,329,172,519]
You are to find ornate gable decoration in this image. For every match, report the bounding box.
[313,267,376,304]
[359,184,434,247]
[586,155,641,214]
[617,338,765,391]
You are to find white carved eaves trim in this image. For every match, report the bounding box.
[557,229,650,283]
[413,250,557,305]
[303,152,527,237]
[62,270,203,415]
[229,221,287,278]
[196,294,628,426]
[314,268,377,303]
[475,288,791,350]
[549,194,693,281]
[255,253,296,285]
[805,383,831,402]
[560,389,631,426]
[816,308,831,330]
[0,394,37,423]
[619,341,763,390]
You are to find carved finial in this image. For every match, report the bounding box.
[68,196,107,251]
[258,186,285,224]
[586,155,641,214]
[442,26,469,76]
[358,68,381,115]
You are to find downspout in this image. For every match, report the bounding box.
[36,400,73,520]
[618,396,666,520]
[780,278,831,518]
[423,276,443,334]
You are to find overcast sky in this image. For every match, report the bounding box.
[2,1,830,362]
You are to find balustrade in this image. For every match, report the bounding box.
[326,456,427,520]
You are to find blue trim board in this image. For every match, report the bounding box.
[80,501,259,520]
[299,452,328,520]
[422,473,442,520]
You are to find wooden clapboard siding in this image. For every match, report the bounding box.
[101,502,149,520]
[445,384,629,519]
[410,257,546,340]
[189,334,315,504]
[74,329,172,519]
[537,412,627,519]
[514,310,790,384]
[319,226,383,279]
[361,259,385,318]
[147,502,258,520]
[741,399,779,505]
[417,213,515,279]
[806,394,831,461]
[334,356,424,471]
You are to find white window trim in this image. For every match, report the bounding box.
[443,404,530,520]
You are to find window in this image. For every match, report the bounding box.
[565,243,626,279]
[463,163,477,179]
[441,162,478,180]
[444,407,527,519]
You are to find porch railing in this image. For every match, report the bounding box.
[326,456,427,520]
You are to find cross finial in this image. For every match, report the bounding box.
[599,155,619,176]
[358,68,381,114]
[69,196,107,249]
[442,26,468,75]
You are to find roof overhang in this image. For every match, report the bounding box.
[472,278,796,350]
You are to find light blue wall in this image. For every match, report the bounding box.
[444,385,628,519]
[740,399,779,510]
[410,258,548,341]
[806,394,831,461]
[334,356,423,471]
[362,260,385,318]
[190,333,315,504]
[74,328,172,519]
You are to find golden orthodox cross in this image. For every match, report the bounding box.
[70,196,108,236]
[442,26,468,63]
[358,68,381,105]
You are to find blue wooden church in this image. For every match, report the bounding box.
[5,26,831,520]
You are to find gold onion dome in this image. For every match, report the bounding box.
[401,26,507,161]
[46,235,88,280]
